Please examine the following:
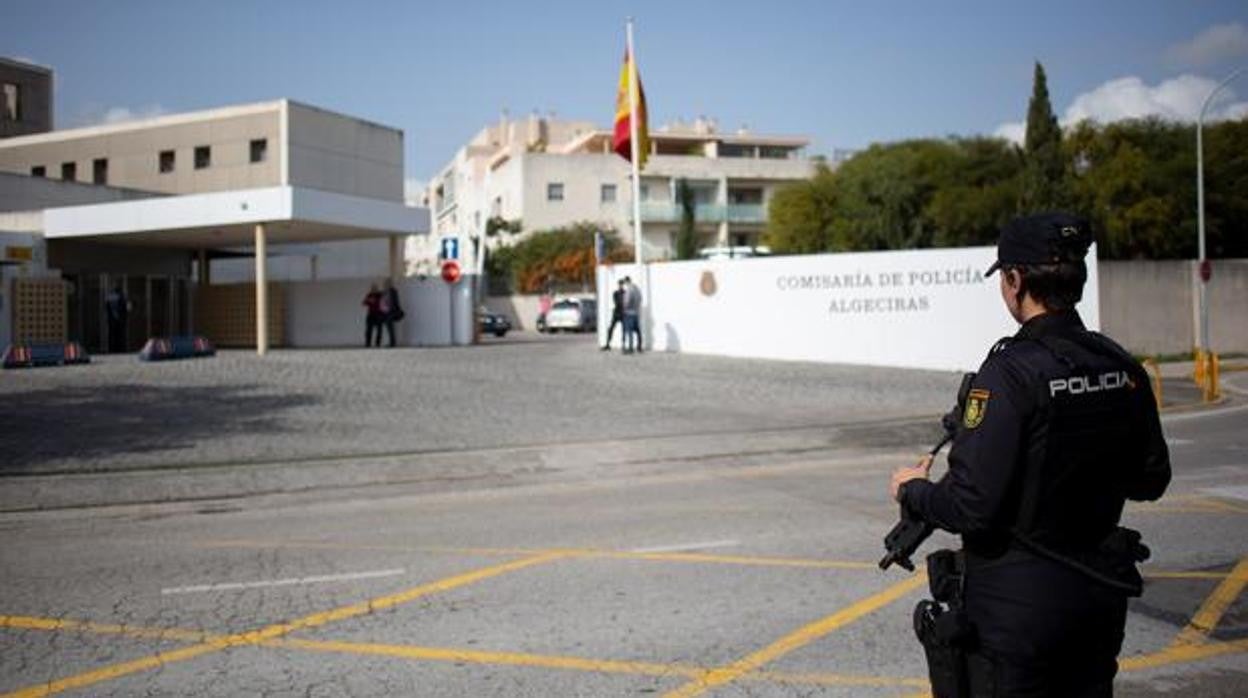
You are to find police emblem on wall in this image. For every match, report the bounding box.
[963,389,990,429]
[699,270,717,297]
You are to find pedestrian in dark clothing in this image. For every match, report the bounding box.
[602,279,626,351]
[380,278,404,347]
[362,283,383,347]
[889,213,1171,697]
[105,284,130,353]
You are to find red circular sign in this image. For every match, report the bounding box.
[1199,259,1212,283]
[441,260,462,284]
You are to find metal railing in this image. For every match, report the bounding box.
[637,203,765,223]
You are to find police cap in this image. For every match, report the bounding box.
[985,212,1093,276]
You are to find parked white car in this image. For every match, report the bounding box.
[542,297,598,332]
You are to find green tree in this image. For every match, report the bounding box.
[675,179,699,260]
[1019,62,1070,212]
[764,164,838,254]
[1066,118,1196,258]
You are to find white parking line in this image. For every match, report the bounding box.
[630,540,740,554]
[161,568,406,595]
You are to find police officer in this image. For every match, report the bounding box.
[889,213,1171,696]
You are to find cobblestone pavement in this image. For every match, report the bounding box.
[1,334,961,476]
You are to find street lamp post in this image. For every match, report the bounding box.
[1195,67,1245,354]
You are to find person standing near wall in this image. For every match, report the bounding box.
[381,278,404,348]
[105,283,130,353]
[602,279,626,351]
[362,283,383,348]
[622,276,643,354]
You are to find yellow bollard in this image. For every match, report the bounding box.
[1193,348,1207,386]
[1208,352,1221,401]
[1141,358,1163,408]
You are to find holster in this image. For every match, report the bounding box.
[913,550,975,698]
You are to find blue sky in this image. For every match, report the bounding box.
[5,1,1247,192]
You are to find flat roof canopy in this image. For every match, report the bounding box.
[41,186,430,249]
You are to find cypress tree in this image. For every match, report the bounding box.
[675,178,699,260]
[1020,62,1070,212]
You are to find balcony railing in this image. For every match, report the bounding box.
[637,202,766,223]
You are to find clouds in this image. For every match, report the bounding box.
[1064,74,1246,124]
[993,22,1248,145]
[1166,22,1248,68]
[70,103,168,127]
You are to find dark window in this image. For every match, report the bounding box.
[547,182,564,201]
[1,83,18,121]
[93,158,108,185]
[249,138,267,163]
[159,150,175,173]
[600,184,617,203]
[30,165,45,177]
[194,145,211,170]
[61,162,77,181]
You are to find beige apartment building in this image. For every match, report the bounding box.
[422,114,817,273]
[0,94,426,353]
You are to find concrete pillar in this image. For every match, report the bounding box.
[255,223,268,356]
[388,235,402,281]
[198,249,210,285]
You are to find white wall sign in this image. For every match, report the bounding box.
[598,245,1100,372]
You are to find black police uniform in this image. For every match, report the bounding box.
[900,215,1171,696]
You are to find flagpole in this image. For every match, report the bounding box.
[626,17,646,349]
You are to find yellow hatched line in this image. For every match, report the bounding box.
[1169,556,1248,647]
[1121,637,1248,672]
[661,573,927,698]
[0,614,947,690]
[266,637,706,679]
[195,538,1230,580]
[0,552,566,698]
[0,615,214,643]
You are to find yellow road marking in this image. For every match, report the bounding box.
[0,616,213,643]
[0,614,934,689]
[589,550,877,570]
[267,637,706,679]
[1122,637,1248,671]
[196,539,880,570]
[0,552,565,698]
[1145,570,1231,580]
[748,670,928,688]
[661,573,927,698]
[1170,556,1248,647]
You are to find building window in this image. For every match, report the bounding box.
[61,162,77,181]
[547,182,564,201]
[159,150,175,173]
[249,138,267,163]
[93,158,108,185]
[30,165,45,177]
[1,83,18,121]
[194,145,211,170]
[600,184,617,203]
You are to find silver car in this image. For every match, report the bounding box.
[543,297,598,332]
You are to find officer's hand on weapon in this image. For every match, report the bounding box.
[890,454,933,502]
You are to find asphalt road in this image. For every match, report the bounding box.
[0,348,1244,696]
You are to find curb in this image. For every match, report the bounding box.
[0,417,938,514]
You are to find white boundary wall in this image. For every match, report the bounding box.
[282,276,474,348]
[597,246,1100,372]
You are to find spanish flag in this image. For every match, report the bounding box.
[613,49,649,170]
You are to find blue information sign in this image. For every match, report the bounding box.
[440,237,460,260]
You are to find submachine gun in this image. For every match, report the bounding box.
[879,372,976,571]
